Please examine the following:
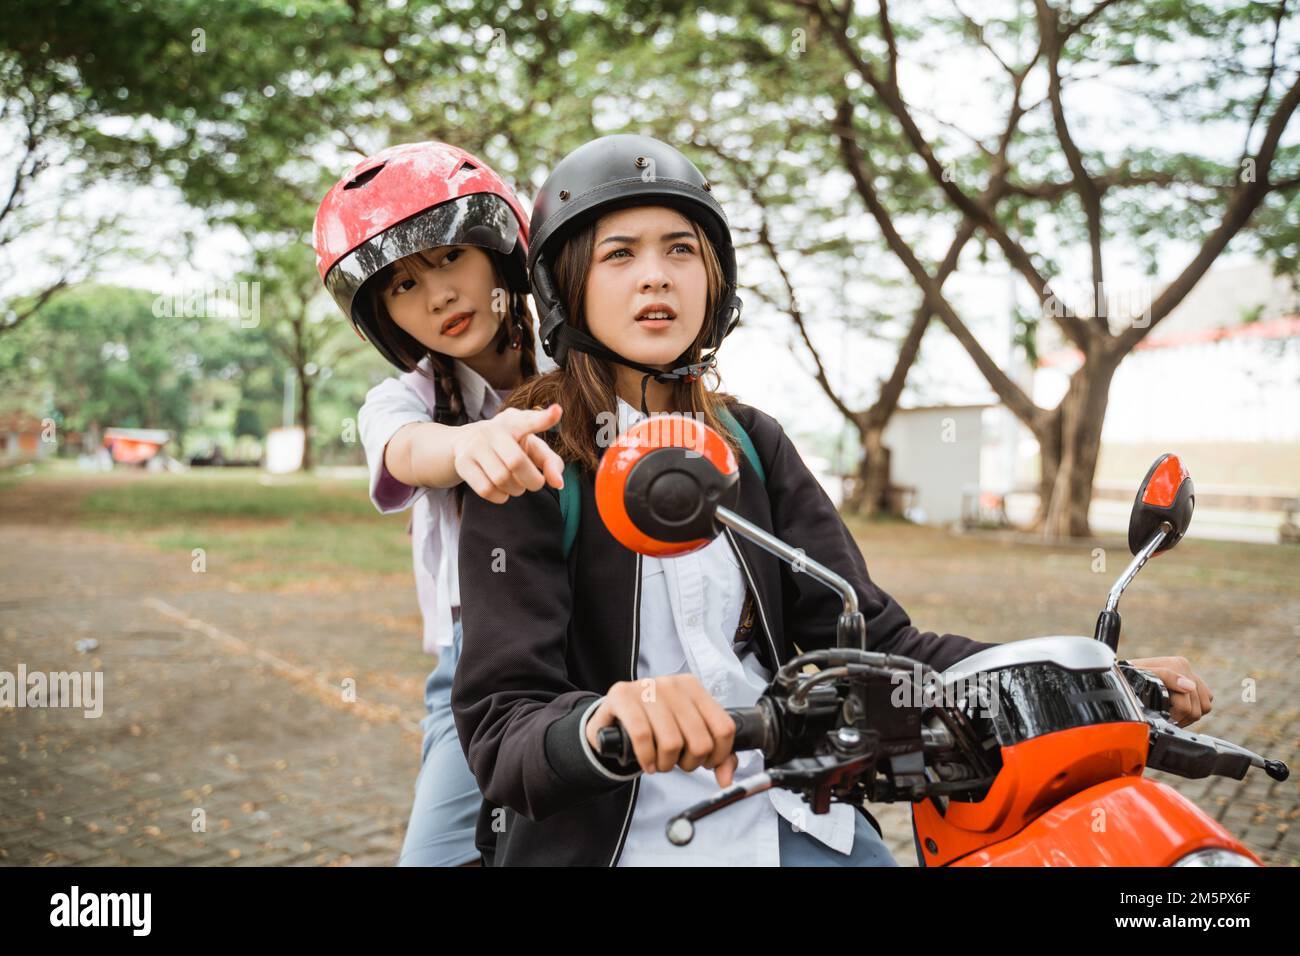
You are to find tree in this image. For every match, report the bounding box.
[0,50,145,335]
[792,0,1300,536]
[0,284,209,444]
[0,0,632,458]
[250,242,365,472]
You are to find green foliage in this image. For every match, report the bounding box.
[1,0,1295,461]
[0,285,206,437]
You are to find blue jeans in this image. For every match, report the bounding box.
[777,809,899,866]
[397,620,482,866]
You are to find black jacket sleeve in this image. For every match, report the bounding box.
[451,484,633,822]
[745,405,996,672]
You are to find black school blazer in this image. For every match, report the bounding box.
[451,400,995,866]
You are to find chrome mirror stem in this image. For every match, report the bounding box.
[1105,521,1172,614]
[714,507,859,615]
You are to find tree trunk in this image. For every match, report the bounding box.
[1038,353,1119,539]
[297,369,313,472]
[844,425,891,516]
[1034,413,1061,532]
[838,308,931,519]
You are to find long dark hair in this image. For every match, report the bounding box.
[363,247,539,513]
[506,214,738,475]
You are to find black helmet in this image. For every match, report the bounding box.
[527,134,743,380]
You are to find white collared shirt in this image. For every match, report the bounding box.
[357,355,527,653]
[600,398,856,865]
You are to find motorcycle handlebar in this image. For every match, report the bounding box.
[594,706,770,775]
[1147,718,1290,782]
[596,694,1294,786]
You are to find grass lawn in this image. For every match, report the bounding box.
[8,463,416,590]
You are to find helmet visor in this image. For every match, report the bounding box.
[324,192,521,321]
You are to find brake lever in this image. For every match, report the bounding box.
[665,770,777,846]
[1119,662,1289,782]
[664,752,876,846]
[1146,714,1289,782]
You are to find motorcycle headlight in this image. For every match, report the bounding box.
[1172,848,1259,867]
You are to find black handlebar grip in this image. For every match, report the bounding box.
[729,706,768,753]
[595,706,768,774]
[593,724,636,773]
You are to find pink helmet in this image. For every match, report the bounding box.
[314,141,530,368]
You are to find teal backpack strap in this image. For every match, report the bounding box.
[547,422,583,560]
[559,459,581,559]
[716,405,766,485]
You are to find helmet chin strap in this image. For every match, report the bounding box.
[555,325,716,417]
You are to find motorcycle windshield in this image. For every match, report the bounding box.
[958,662,1144,748]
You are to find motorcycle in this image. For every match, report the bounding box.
[591,417,1289,866]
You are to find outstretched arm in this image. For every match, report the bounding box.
[386,403,566,499]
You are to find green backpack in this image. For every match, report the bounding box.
[557,406,765,559]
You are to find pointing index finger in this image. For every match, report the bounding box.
[505,403,563,440]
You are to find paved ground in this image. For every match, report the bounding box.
[0,518,427,867]
[1,479,1296,866]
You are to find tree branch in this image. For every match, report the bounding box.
[0,109,46,234]
[1061,0,1124,41]
[878,0,900,87]
[1115,71,1300,352]
[1036,0,1108,333]
[801,0,1095,350]
[869,52,1038,428]
[950,0,1016,80]
[690,135,864,424]
[864,216,975,431]
[1004,168,1186,200]
[1238,0,1287,167]
[0,278,67,337]
[833,98,1043,430]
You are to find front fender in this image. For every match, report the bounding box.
[946,775,1259,867]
